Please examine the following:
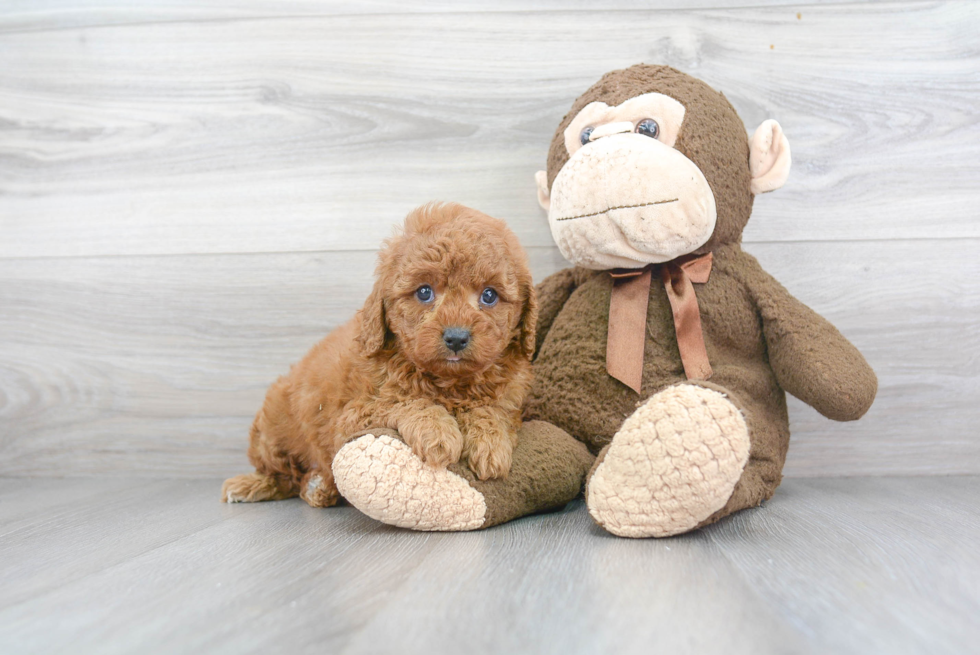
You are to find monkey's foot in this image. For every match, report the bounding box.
[586,384,750,538]
[333,432,487,531]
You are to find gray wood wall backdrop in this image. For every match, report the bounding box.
[1,1,978,478]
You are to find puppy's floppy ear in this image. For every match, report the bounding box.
[356,276,388,356]
[517,272,539,359]
[358,231,402,356]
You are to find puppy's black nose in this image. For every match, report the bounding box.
[443,327,470,353]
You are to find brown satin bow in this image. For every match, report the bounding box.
[606,252,714,393]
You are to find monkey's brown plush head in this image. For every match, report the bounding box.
[536,65,790,270]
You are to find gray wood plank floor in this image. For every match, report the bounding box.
[1,476,977,655]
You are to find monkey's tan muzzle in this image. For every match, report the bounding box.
[548,134,717,271]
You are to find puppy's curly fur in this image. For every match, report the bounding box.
[222,203,537,507]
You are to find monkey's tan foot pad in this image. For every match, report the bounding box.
[586,384,750,538]
[333,433,487,531]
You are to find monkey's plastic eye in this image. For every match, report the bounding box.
[415,285,434,303]
[579,126,595,146]
[635,119,660,139]
[480,288,498,307]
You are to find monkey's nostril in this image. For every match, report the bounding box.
[443,327,470,353]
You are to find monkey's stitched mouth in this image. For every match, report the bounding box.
[554,198,678,222]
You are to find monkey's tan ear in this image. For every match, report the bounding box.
[749,119,791,195]
[535,170,551,211]
[356,278,388,356]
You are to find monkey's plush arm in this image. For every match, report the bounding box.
[738,252,877,421]
[533,267,590,357]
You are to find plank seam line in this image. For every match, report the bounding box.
[2,235,980,263]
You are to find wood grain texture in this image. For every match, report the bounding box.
[713,476,980,655]
[0,477,977,654]
[0,0,897,34]
[1,1,978,478]
[0,479,227,609]
[1,2,978,259]
[1,239,977,477]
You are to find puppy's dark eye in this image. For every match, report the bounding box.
[579,126,594,146]
[480,288,498,307]
[415,285,434,303]
[635,119,660,139]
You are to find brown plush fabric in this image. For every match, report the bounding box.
[450,420,595,528]
[529,64,877,527]
[527,243,877,522]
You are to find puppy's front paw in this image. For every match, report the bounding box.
[418,427,464,469]
[463,421,515,481]
[400,407,464,469]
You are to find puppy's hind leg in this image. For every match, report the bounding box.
[222,472,297,503]
[299,468,340,508]
[222,402,303,503]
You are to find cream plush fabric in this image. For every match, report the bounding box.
[585,384,750,538]
[334,433,487,531]
[548,134,717,270]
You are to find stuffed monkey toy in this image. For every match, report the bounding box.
[332,65,877,537]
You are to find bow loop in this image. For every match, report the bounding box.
[679,251,713,284]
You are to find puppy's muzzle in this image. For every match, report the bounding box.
[442,327,471,353]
